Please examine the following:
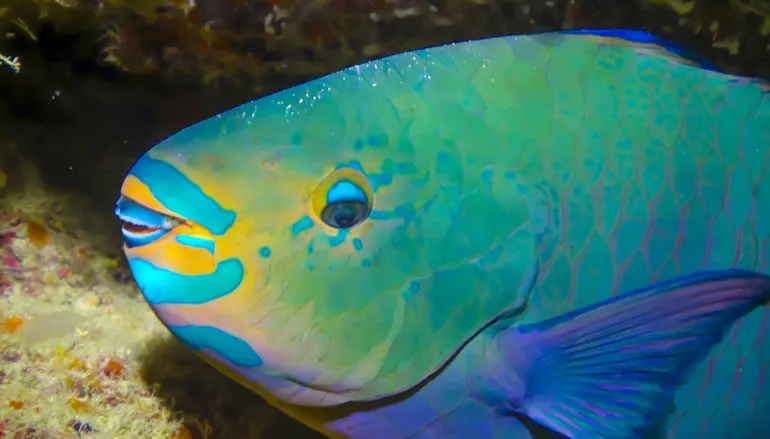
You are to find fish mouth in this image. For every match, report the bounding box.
[122,221,163,235]
[115,195,183,248]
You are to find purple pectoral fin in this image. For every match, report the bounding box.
[498,270,770,439]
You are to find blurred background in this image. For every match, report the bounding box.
[0,1,768,438]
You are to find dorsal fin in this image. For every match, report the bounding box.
[560,29,720,72]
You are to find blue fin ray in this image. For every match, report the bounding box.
[499,270,770,439]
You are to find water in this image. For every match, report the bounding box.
[0,1,768,438]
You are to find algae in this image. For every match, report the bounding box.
[0,1,768,438]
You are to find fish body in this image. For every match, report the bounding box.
[115,30,770,438]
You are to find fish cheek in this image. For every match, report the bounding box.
[124,230,241,306]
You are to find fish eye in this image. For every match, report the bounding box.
[320,184,370,229]
[310,168,374,230]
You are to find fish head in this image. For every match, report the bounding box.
[115,42,550,408]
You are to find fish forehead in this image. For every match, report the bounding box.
[143,31,601,212]
[128,30,768,407]
[146,32,587,170]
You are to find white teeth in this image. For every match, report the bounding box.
[117,213,180,230]
[116,214,157,229]
[122,225,145,235]
[121,225,165,239]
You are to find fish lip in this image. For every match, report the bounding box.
[114,195,182,228]
[114,195,183,247]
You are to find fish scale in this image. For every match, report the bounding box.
[419,32,768,437]
[527,41,770,436]
[116,31,770,438]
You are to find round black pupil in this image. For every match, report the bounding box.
[334,205,357,227]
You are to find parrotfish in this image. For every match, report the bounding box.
[114,30,770,438]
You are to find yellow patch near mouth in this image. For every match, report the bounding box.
[121,175,182,219]
[125,228,217,276]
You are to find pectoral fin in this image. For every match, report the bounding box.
[494,270,770,438]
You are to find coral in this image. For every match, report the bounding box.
[0,8,22,73]
[651,0,770,44]
[684,0,768,31]
[0,1,769,437]
[635,0,770,77]
[0,161,319,438]
[0,0,555,86]
[1,0,769,85]
[0,166,177,438]
[0,54,21,74]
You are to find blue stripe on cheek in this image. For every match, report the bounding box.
[128,258,244,304]
[129,156,236,236]
[168,325,263,367]
[175,235,215,254]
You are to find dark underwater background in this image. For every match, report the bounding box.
[0,1,768,438]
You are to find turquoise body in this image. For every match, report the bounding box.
[115,30,770,439]
[314,33,770,438]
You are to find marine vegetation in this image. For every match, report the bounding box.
[116,29,770,439]
[1,0,769,84]
[1,1,770,439]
